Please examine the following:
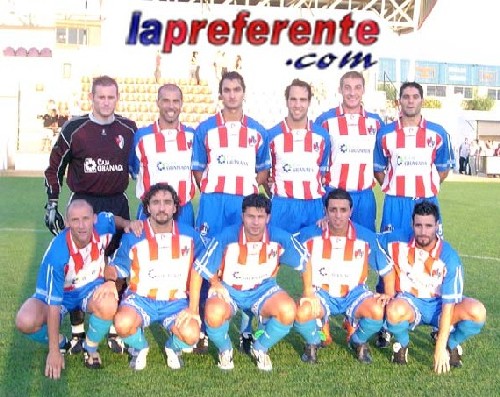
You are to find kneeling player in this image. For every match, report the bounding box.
[381,201,486,373]
[294,189,394,364]
[15,200,136,378]
[191,193,313,371]
[103,183,204,370]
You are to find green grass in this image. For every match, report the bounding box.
[0,177,499,397]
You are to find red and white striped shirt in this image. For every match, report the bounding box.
[133,121,195,205]
[268,119,329,199]
[316,105,382,192]
[375,118,446,198]
[192,112,270,196]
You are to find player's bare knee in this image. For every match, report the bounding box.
[180,323,201,346]
[385,300,407,323]
[469,300,486,322]
[277,300,296,325]
[15,310,36,333]
[295,301,313,323]
[113,313,136,337]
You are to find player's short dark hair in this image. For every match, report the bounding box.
[400,81,424,99]
[157,83,183,101]
[219,71,246,95]
[242,193,271,214]
[142,183,180,219]
[285,78,312,101]
[412,200,440,222]
[324,188,353,209]
[92,75,119,95]
[340,71,365,88]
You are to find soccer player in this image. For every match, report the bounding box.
[191,193,314,371]
[15,200,138,378]
[130,83,196,226]
[381,201,486,373]
[294,189,394,364]
[192,71,271,351]
[374,81,454,235]
[104,183,204,370]
[316,71,384,232]
[267,78,330,233]
[44,75,137,354]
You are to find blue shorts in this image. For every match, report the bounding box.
[396,292,451,330]
[137,201,195,227]
[120,293,188,330]
[217,280,283,319]
[196,193,243,238]
[270,196,324,233]
[34,278,103,320]
[316,285,373,326]
[380,195,442,235]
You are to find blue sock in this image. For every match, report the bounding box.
[87,314,112,345]
[26,324,48,344]
[386,320,410,348]
[351,318,383,344]
[166,334,192,351]
[123,328,149,350]
[294,320,321,345]
[206,321,232,352]
[253,317,291,352]
[448,320,485,350]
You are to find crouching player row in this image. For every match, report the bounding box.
[15,199,142,378]
[294,191,486,374]
[15,183,204,378]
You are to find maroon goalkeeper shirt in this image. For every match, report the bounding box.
[45,113,136,200]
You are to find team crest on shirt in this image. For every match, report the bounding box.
[248,135,257,147]
[199,222,209,236]
[354,249,364,259]
[431,268,446,278]
[115,135,125,149]
[187,140,192,149]
[427,136,436,148]
[181,246,190,256]
[313,142,320,152]
[368,126,376,135]
[268,249,277,258]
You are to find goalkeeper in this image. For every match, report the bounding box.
[43,76,137,356]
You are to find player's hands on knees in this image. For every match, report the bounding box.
[208,282,230,303]
[94,280,118,302]
[175,308,201,329]
[45,350,65,379]
[373,293,392,306]
[433,347,451,374]
[299,295,321,318]
[125,220,143,237]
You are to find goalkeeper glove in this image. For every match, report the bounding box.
[44,200,65,236]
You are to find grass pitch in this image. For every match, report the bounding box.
[0,176,498,397]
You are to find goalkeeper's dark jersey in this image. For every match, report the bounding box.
[45,114,136,200]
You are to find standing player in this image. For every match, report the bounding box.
[381,201,486,373]
[267,78,330,232]
[374,81,454,235]
[130,83,196,226]
[294,189,394,364]
[191,193,314,371]
[316,71,384,232]
[15,200,136,378]
[192,71,271,351]
[44,75,136,355]
[102,183,205,370]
